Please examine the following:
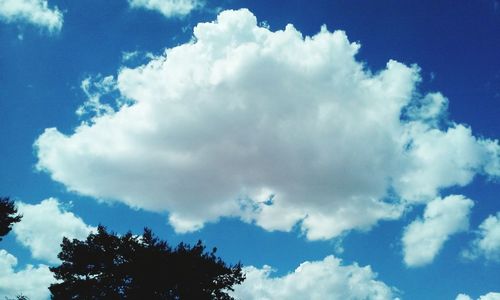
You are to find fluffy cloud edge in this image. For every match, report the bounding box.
[462,212,500,262]
[0,249,54,300]
[0,0,63,33]
[230,255,400,300]
[456,292,500,300]
[13,198,96,264]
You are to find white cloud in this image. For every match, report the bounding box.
[402,195,474,267]
[230,255,399,300]
[122,50,141,62]
[406,92,448,124]
[76,75,118,119]
[0,0,63,33]
[393,124,495,203]
[128,0,201,18]
[13,198,96,264]
[456,293,500,300]
[0,250,53,300]
[479,293,500,300]
[463,212,500,262]
[35,9,500,239]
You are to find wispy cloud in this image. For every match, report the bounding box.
[128,0,202,18]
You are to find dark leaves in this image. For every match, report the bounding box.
[0,197,22,241]
[49,226,245,299]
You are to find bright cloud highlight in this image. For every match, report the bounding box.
[0,0,63,33]
[231,255,398,300]
[402,195,473,267]
[35,9,500,239]
[128,0,201,18]
[13,198,96,264]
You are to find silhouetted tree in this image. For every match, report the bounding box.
[0,197,22,241]
[5,295,29,300]
[49,226,245,299]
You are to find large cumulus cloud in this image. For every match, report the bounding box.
[35,9,500,239]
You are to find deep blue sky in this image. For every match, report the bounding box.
[0,1,499,299]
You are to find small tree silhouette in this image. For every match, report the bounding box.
[49,226,245,299]
[0,197,22,241]
[5,295,29,300]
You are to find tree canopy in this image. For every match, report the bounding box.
[49,226,245,299]
[0,197,22,241]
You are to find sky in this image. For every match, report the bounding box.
[0,0,499,299]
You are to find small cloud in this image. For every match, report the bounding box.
[128,0,203,18]
[402,195,473,267]
[429,71,436,81]
[462,212,500,262]
[122,50,141,62]
[121,50,157,66]
[0,0,63,34]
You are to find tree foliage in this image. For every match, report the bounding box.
[49,226,245,299]
[0,197,22,241]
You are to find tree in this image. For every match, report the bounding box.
[49,226,245,299]
[5,295,30,300]
[0,197,22,241]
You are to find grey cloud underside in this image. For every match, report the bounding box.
[35,9,500,239]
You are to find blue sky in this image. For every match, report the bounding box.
[0,0,499,299]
